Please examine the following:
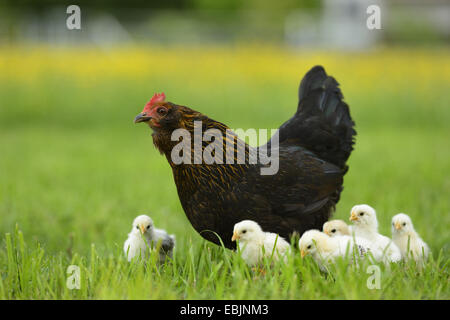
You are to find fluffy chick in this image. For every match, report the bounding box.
[391,213,429,264]
[124,215,175,263]
[350,204,401,263]
[323,219,353,237]
[299,230,378,272]
[231,220,291,266]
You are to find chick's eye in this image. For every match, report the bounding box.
[242,230,247,234]
[136,226,139,229]
[147,225,150,229]
[402,223,406,226]
[360,212,364,216]
[307,245,312,249]
[331,229,336,233]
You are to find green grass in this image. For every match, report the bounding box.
[0,226,448,299]
[0,48,449,299]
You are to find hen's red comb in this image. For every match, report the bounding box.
[143,92,166,113]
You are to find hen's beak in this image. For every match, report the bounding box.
[231,232,239,242]
[350,211,358,221]
[139,225,146,234]
[300,249,307,258]
[134,112,152,124]
[394,222,402,230]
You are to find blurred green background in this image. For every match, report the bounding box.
[0,0,449,265]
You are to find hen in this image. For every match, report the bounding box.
[134,66,356,249]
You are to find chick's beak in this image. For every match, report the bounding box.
[394,222,402,230]
[350,211,358,221]
[139,225,146,234]
[301,249,307,258]
[134,112,152,124]
[231,232,239,242]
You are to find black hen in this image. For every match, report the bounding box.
[134,66,356,249]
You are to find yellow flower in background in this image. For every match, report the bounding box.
[1,45,449,92]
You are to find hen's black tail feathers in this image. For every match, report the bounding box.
[276,65,356,170]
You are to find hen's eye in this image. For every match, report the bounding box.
[331,229,336,233]
[157,108,167,115]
